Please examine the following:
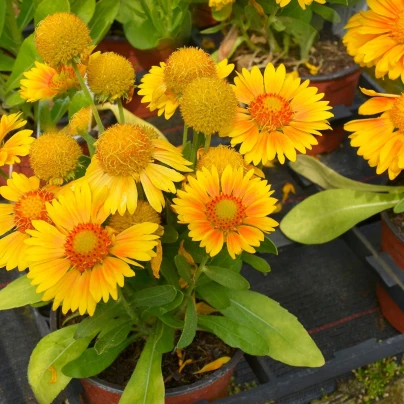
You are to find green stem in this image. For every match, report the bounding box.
[182,125,188,149]
[80,132,95,157]
[0,168,9,180]
[186,255,209,297]
[71,61,104,133]
[119,290,139,323]
[191,131,200,168]
[204,134,211,153]
[117,98,125,124]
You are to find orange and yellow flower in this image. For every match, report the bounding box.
[0,112,34,166]
[173,165,278,258]
[85,124,193,214]
[25,181,159,316]
[343,1,404,81]
[226,63,333,165]
[344,88,404,180]
[138,47,234,119]
[0,173,57,271]
[209,0,234,11]
[276,0,325,10]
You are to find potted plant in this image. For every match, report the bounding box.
[0,11,329,404]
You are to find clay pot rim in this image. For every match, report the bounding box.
[49,310,243,397]
[381,211,404,244]
[300,64,360,83]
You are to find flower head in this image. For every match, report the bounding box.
[29,132,82,184]
[86,124,193,214]
[209,0,235,11]
[35,12,92,67]
[345,88,404,179]
[67,107,92,136]
[227,63,333,165]
[0,173,57,271]
[343,1,404,81]
[173,165,278,258]
[0,112,34,166]
[197,146,245,176]
[276,0,326,10]
[138,47,234,119]
[180,76,237,135]
[25,182,159,316]
[87,52,135,103]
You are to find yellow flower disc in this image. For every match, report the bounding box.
[35,13,92,67]
[163,47,217,94]
[87,52,135,102]
[68,107,92,135]
[180,76,237,135]
[29,132,82,184]
[197,145,244,176]
[96,124,156,177]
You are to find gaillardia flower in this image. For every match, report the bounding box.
[276,0,325,9]
[343,1,404,81]
[180,76,237,135]
[86,124,193,214]
[29,132,82,184]
[227,63,333,165]
[66,107,92,136]
[25,182,159,316]
[0,112,34,166]
[0,173,56,271]
[209,0,235,11]
[35,13,92,67]
[345,88,404,179]
[173,165,278,258]
[138,47,234,119]
[87,52,135,103]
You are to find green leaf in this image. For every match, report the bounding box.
[161,225,178,243]
[198,315,268,356]
[120,325,164,404]
[29,325,93,404]
[97,316,130,338]
[174,254,193,283]
[0,50,14,71]
[74,155,91,179]
[5,91,24,107]
[241,253,271,273]
[130,285,177,307]
[256,236,278,255]
[115,0,145,24]
[203,266,250,290]
[281,189,402,244]
[88,0,120,44]
[158,313,184,329]
[160,257,180,286]
[0,0,6,39]
[70,0,96,24]
[50,97,70,124]
[311,3,340,23]
[0,275,43,309]
[200,23,225,34]
[155,319,175,353]
[290,155,404,193]
[394,198,404,214]
[94,322,132,354]
[68,90,91,118]
[209,248,242,272]
[176,296,197,349]
[222,290,325,367]
[212,3,232,21]
[34,0,70,25]
[142,290,183,317]
[17,0,35,31]
[196,282,230,309]
[123,18,160,50]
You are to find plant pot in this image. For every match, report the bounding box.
[49,311,243,404]
[305,124,346,156]
[376,283,404,333]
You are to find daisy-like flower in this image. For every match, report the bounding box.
[343,1,404,81]
[86,124,193,214]
[226,63,333,165]
[173,165,278,258]
[0,173,57,271]
[20,62,86,102]
[0,112,34,166]
[276,0,325,10]
[209,0,235,11]
[344,88,404,180]
[138,47,234,119]
[25,182,159,316]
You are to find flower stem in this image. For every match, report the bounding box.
[117,98,125,124]
[191,131,200,168]
[182,125,188,149]
[186,255,209,297]
[204,134,211,153]
[0,168,9,180]
[71,61,104,133]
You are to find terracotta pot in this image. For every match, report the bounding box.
[376,283,404,333]
[305,124,346,156]
[0,156,33,187]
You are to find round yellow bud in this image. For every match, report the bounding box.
[197,145,244,176]
[68,107,92,136]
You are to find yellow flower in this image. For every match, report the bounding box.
[29,132,82,185]
[344,88,404,180]
[86,124,193,214]
[343,1,404,81]
[0,173,56,271]
[173,165,278,258]
[20,62,85,102]
[67,107,92,136]
[87,52,135,103]
[35,12,92,67]
[276,0,326,10]
[209,0,235,11]
[138,47,234,119]
[25,182,159,316]
[0,112,34,166]
[180,76,237,135]
[227,63,333,165]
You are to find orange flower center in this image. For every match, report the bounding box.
[391,96,404,130]
[64,223,112,272]
[13,189,55,233]
[206,195,246,231]
[249,94,293,131]
[391,15,404,43]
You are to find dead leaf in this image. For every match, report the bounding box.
[196,302,217,315]
[274,202,282,213]
[194,357,231,374]
[179,240,197,269]
[179,359,193,373]
[218,25,239,61]
[282,182,296,203]
[151,241,162,279]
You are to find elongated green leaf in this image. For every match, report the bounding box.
[17,0,35,31]
[29,325,93,404]
[241,253,271,273]
[256,236,278,255]
[94,322,132,354]
[290,155,404,193]
[124,18,161,50]
[70,0,96,23]
[97,316,130,338]
[161,225,178,243]
[198,315,268,356]
[142,290,183,317]
[222,291,325,367]
[155,319,175,354]
[0,50,14,71]
[196,282,230,309]
[158,313,184,329]
[0,275,43,309]
[311,3,340,22]
[88,0,120,44]
[34,0,70,24]
[0,0,6,39]
[176,296,197,349]
[394,197,404,214]
[203,266,249,290]
[174,254,193,283]
[131,285,177,307]
[209,248,243,272]
[281,189,401,244]
[120,325,164,404]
